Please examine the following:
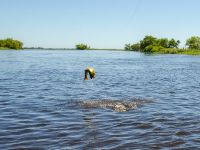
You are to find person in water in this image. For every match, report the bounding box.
[84,67,95,80]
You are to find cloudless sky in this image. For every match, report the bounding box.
[0,0,200,48]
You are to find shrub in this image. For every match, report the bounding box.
[75,43,90,50]
[0,38,23,49]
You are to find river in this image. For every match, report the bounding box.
[0,50,200,149]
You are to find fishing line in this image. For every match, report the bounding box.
[126,0,143,26]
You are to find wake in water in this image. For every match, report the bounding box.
[79,99,153,112]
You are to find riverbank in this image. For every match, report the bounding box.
[0,47,10,50]
[125,35,200,56]
[0,47,22,50]
[147,48,200,55]
[179,49,200,55]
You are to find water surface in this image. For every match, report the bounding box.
[0,50,200,149]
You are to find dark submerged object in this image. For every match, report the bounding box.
[84,67,95,80]
[80,99,153,112]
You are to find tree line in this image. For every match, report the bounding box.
[1,36,200,53]
[0,38,23,49]
[125,36,200,53]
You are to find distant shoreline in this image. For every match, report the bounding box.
[23,47,124,51]
[24,48,200,55]
[1,47,200,55]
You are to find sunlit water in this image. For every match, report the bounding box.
[0,50,200,149]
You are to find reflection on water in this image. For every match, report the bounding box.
[0,50,200,149]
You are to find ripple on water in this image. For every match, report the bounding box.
[155,140,186,148]
[135,122,154,129]
[176,130,191,136]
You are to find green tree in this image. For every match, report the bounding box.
[168,38,180,48]
[157,38,169,48]
[75,43,90,50]
[124,43,131,50]
[140,35,157,50]
[131,43,140,51]
[0,38,23,49]
[186,36,200,49]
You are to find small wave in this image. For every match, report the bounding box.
[176,130,191,136]
[79,98,153,112]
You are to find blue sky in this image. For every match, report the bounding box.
[0,0,200,48]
